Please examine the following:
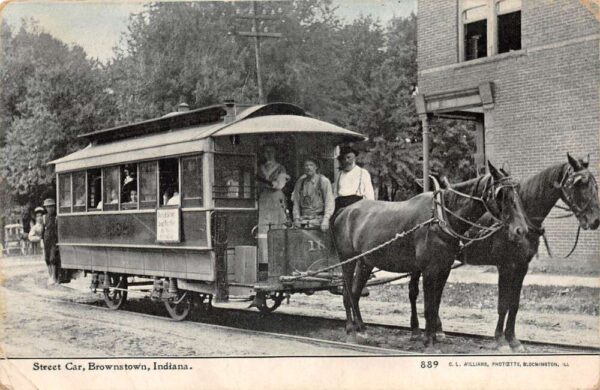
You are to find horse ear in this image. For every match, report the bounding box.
[582,154,590,168]
[487,161,503,180]
[501,161,511,176]
[567,152,582,170]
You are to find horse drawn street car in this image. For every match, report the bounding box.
[50,101,372,320]
[3,224,26,256]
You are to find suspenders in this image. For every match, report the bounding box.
[336,167,363,197]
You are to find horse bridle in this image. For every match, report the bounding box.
[554,166,598,218]
[433,174,519,244]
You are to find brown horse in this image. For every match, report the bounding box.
[408,153,600,351]
[332,162,528,350]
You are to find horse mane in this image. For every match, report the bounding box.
[518,162,568,209]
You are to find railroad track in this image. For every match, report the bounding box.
[4,264,598,355]
[78,290,599,355]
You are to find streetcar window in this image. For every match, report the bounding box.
[87,169,102,210]
[121,164,138,210]
[72,172,86,212]
[103,166,120,211]
[214,154,255,208]
[159,158,179,206]
[139,161,157,209]
[181,155,202,207]
[58,174,72,214]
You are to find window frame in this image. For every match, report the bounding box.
[213,152,257,209]
[180,154,204,208]
[458,0,522,62]
[58,173,73,214]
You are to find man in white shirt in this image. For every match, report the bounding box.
[333,146,375,213]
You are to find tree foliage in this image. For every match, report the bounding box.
[0,1,476,208]
[0,20,117,205]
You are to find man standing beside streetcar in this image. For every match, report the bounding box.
[291,157,335,232]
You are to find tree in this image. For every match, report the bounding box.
[0,21,116,206]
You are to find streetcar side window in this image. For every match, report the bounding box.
[58,174,72,214]
[72,172,86,212]
[214,154,255,208]
[181,155,202,207]
[159,158,180,206]
[121,163,138,210]
[87,169,102,210]
[139,161,157,209]
[103,166,120,211]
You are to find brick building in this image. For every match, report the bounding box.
[415,0,599,259]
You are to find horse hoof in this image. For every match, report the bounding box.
[424,346,441,354]
[410,329,422,341]
[346,333,358,344]
[496,343,512,353]
[356,331,370,340]
[510,341,526,352]
[435,331,446,341]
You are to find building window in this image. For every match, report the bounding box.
[497,0,521,54]
[214,154,255,208]
[103,166,120,211]
[460,0,521,61]
[463,0,487,60]
[72,172,86,212]
[159,158,180,206]
[58,174,72,214]
[139,161,157,209]
[88,169,102,210]
[181,155,203,207]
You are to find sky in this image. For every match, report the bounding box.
[0,0,416,62]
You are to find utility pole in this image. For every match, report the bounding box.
[232,1,283,104]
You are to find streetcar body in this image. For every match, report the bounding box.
[50,102,365,316]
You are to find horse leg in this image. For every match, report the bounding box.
[495,266,511,350]
[422,272,439,351]
[432,265,452,341]
[351,260,374,334]
[341,263,357,335]
[409,272,421,339]
[505,264,529,352]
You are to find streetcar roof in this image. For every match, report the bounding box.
[50,102,366,173]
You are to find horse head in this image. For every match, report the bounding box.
[555,153,600,230]
[483,161,528,241]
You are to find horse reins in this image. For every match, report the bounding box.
[432,174,516,250]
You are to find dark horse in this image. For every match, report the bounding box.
[332,162,528,350]
[408,154,600,351]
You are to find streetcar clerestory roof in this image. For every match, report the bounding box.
[50,103,366,173]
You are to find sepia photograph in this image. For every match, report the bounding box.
[0,0,598,389]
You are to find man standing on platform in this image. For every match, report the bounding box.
[291,157,334,232]
[333,146,375,213]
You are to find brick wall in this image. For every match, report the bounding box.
[417,0,600,260]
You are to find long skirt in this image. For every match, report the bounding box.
[257,189,288,263]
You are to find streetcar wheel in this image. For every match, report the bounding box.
[165,291,193,321]
[257,292,284,314]
[103,275,128,310]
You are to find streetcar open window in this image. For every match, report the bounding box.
[121,164,138,210]
[159,158,180,207]
[72,172,86,212]
[181,155,203,207]
[58,174,72,214]
[88,169,102,210]
[103,166,120,211]
[139,161,157,209]
[214,154,255,208]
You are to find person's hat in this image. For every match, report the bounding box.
[43,198,56,207]
[34,206,46,214]
[338,145,359,159]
